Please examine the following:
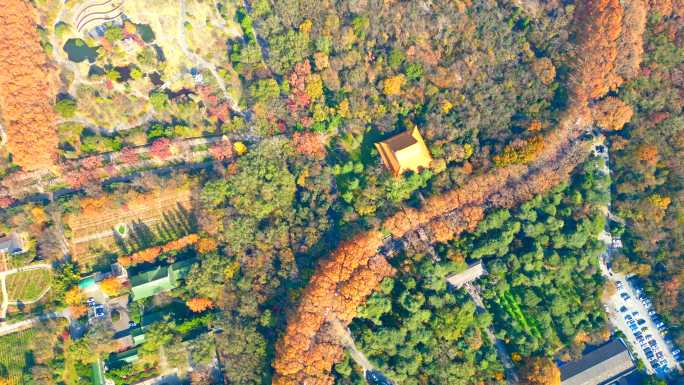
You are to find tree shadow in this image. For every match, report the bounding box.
[114,205,198,254]
[126,221,156,251]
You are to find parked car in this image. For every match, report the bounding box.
[648,310,657,316]
[672,349,681,356]
[94,305,106,318]
[632,311,639,317]
[649,340,657,347]
[656,352,664,359]
[620,306,628,312]
[625,315,633,321]
[87,297,96,306]
[637,319,647,325]
[621,292,630,300]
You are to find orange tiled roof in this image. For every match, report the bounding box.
[374,127,432,177]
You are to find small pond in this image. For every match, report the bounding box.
[63,38,98,63]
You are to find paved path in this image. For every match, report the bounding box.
[0,309,69,337]
[594,139,681,377]
[178,0,241,114]
[465,283,519,384]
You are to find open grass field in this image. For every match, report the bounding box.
[0,329,35,385]
[66,187,195,262]
[6,269,52,302]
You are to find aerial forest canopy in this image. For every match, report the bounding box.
[0,0,680,384]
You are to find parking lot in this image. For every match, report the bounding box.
[606,275,682,376]
[593,140,682,377]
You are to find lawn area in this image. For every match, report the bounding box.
[6,268,51,302]
[0,329,35,385]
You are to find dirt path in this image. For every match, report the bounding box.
[330,318,374,372]
[465,283,519,384]
[178,0,241,114]
[0,309,69,336]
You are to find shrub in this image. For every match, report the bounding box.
[55,98,77,118]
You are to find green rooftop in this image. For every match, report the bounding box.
[110,348,139,366]
[91,359,105,385]
[130,258,197,301]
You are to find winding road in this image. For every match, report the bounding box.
[594,139,682,377]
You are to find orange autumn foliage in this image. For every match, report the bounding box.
[273,231,394,385]
[118,234,199,267]
[292,132,327,159]
[273,116,589,384]
[637,144,658,165]
[591,96,634,131]
[271,0,616,378]
[648,0,673,16]
[69,304,88,319]
[187,297,214,312]
[118,247,160,267]
[519,357,561,385]
[615,0,647,80]
[572,0,624,100]
[196,237,218,254]
[658,276,680,313]
[0,0,59,170]
[161,234,199,253]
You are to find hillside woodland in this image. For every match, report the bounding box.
[610,8,684,347]
[0,0,680,384]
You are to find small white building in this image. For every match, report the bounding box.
[0,232,26,255]
[446,261,486,289]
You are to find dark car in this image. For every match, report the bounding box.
[366,370,395,385]
[94,305,106,318]
[637,319,647,325]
